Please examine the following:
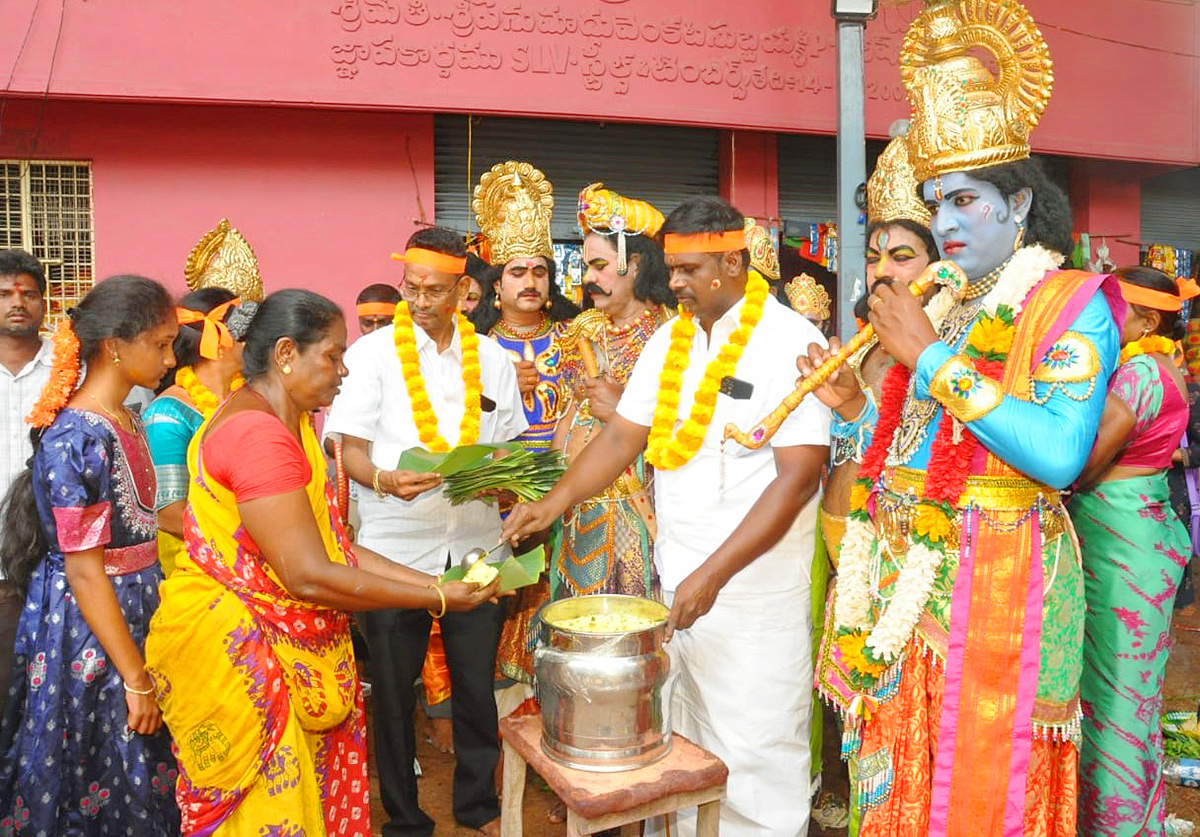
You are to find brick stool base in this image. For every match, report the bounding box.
[499,712,728,837]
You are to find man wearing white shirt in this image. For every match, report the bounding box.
[0,250,51,711]
[327,226,526,837]
[505,197,830,836]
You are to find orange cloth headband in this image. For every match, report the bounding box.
[356,301,397,317]
[391,247,467,275]
[662,230,747,255]
[1119,278,1200,312]
[176,297,240,360]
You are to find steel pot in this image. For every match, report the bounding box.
[533,594,672,772]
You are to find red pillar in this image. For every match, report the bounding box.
[719,130,779,224]
[1069,159,1145,268]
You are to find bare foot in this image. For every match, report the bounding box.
[429,716,454,754]
[477,816,501,836]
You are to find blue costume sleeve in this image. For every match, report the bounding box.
[914,292,1119,489]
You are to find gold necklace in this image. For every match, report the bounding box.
[885,299,982,467]
[87,392,132,433]
[494,313,549,339]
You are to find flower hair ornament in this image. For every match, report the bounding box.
[27,316,82,428]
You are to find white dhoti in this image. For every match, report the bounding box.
[651,570,813,835]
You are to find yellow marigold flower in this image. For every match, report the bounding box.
[967,316,1015,357]
[913,503,953,544]
[849,481,870,513]
[837,631,888,677]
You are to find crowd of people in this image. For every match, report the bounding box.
[0,2,1197,836]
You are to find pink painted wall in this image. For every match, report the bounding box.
[1,0,1196,164]
[1070,160,1161,268]
[0,99,435,320]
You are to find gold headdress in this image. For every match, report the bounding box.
[900,0,1054,183]
[472,161,554,266]
[784,273,831,324]
[577,182,664,274]
[867,135,932,229]
[184,219,264,301]
[744,218,780,281]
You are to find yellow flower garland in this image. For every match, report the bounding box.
[1118,334,1177,365]
[393,301,483,452]
[175,365,245,419]
[645,273,769,470]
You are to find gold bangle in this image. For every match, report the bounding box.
[372,468,386,498]
[426,583,447,619]
[123,681,155,696]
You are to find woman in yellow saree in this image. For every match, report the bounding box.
[146,290,497,836]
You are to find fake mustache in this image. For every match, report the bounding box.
[583,282,612,297]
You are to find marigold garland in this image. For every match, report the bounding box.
[175,365,245,419]
[393,301,482,452]
[27,319,81,428]
[645,273,769,470]
[834,247,1062,686]
[1118,334,1177,365]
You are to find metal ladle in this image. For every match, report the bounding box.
[458,540,507,569]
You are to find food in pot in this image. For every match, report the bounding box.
[551,613,660,633]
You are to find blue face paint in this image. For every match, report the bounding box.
[920,171,1022,281]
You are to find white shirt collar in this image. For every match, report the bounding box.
[412,319,462,360]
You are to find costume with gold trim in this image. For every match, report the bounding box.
[553,182,673,601]
[817,4,1123,835]
[473,161,562,685]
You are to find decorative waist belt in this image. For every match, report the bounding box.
[884,466,1061,512]
[103,541,159,576]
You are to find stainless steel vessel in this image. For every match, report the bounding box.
[533,594,672,772]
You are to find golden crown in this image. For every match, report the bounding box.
[900,0,1054,183]
[744,218,780,281]
[784,274,831,323]
[184,219,264,301]
[472,161,554,266]
[867,135,932,229]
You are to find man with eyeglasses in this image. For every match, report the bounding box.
[326,225,526,837]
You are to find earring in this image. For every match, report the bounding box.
[492,297,501,309]
[112,353,121,366]
[281,363,292,375]
[711,279,722,290]
[1013,222,1027,253]
[543,298,552,310]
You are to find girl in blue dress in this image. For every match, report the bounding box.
[0,275,182,836]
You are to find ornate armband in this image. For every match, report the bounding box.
[929,355,1003,423]
[830,395,877,465]
[1029,331,1101,405]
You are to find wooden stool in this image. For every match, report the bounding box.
[499,712,727,837]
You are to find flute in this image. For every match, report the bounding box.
[723,260,967,450]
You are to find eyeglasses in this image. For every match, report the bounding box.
[399,278,461,303]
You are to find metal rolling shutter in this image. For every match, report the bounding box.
[1141,166,1200,251]
[777,134,839,231]
[434,115,719,239]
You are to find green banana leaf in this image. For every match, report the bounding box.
[396,442,522,475]
[440,546,545,594]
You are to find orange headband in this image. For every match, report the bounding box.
[177,297,241,360]
[1120,278,1200,313]
[662,230,747,255]
[390,247,467,275]
[356,301,397,317]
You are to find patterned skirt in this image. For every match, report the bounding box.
[1071,475,1188,836]
[0,557,180,836]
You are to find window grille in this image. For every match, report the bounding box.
[0,160,95,328]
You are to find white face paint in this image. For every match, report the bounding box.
[920,171,1029,281]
